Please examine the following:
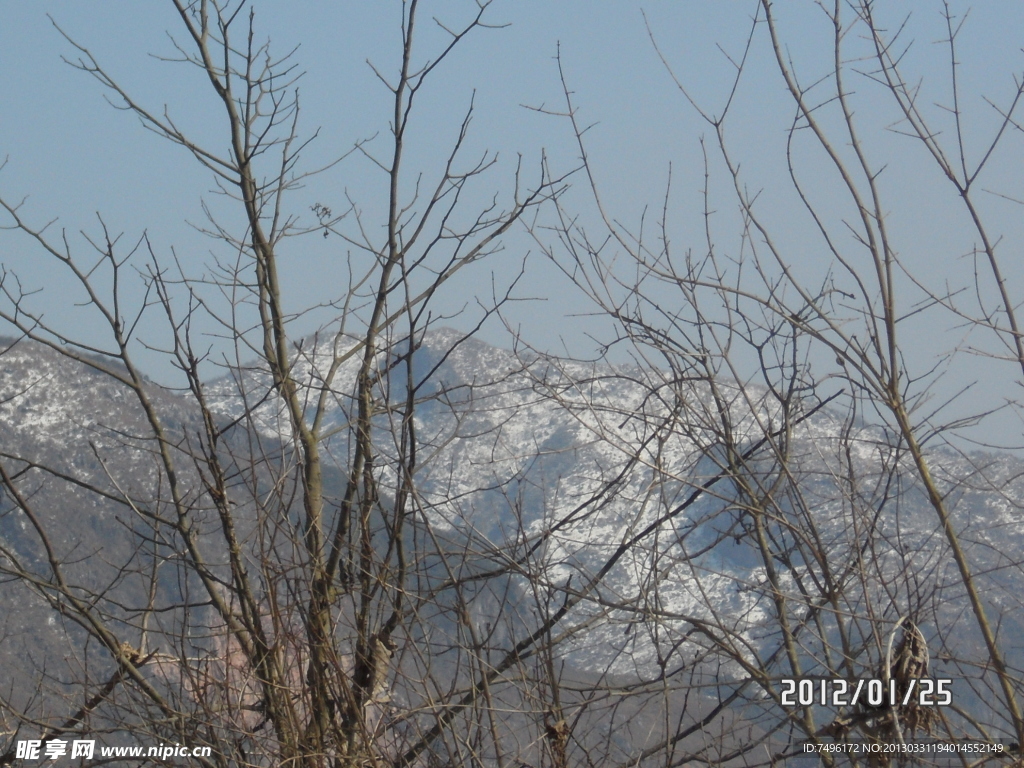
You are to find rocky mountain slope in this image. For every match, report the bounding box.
[2,331,1023,761]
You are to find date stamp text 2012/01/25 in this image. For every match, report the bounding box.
[779,678,952,708]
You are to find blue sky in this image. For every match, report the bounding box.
[2,1,1024,447]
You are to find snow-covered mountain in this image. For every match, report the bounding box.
[3,330,1023,759]
[198,329,1024,665]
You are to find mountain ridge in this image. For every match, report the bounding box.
[2,329,1023,760]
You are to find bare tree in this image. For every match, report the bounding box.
[4,2,1024,768]
[522,1,1024,765]
[0,2,564,766]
